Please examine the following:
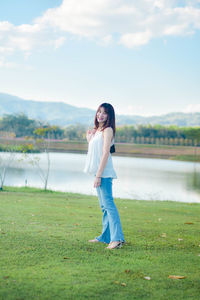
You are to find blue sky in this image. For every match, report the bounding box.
[0,0,200,116]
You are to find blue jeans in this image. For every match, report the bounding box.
[95,177,125,244]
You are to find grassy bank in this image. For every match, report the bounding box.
[0,143,39,153]
[0,187,200,300]
[171,155,200,162]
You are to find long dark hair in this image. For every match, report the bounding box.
[94,103,116,137]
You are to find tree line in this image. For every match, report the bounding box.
[115,124,200,146]
[0,113,200,146]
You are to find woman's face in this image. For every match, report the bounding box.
[97,106,108,124]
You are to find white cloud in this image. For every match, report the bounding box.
[0,0,200,64]
[0,20,66,66]
[0,46,14,54]
[164,24,189,36]
[0,58,18,69]
[33,0,200,46]
[119,30,152,48]
[0,21,14,32]
[17,23,41,33]
[54,36,66,49]
[183,104,200,113]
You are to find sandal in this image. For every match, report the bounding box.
[88,239,100,243]
[106,241,123,249]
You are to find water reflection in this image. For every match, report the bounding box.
[186,168,200,194]
[1,152,200,203]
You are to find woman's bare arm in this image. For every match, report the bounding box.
[95,127,113,178]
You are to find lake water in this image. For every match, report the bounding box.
[1,152,200,203]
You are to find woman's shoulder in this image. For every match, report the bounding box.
[103,127,114,139]
[104,126,113,133]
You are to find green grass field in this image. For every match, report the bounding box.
[0,187,200,300]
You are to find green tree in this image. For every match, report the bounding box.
[0,113,41,137]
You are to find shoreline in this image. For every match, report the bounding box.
[1,138,200,162]
[1,186,200,204]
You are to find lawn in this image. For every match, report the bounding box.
[0,187,200,300]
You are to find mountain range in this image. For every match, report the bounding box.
[0,92,199,127]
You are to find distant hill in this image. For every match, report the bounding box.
[0,92,200,127]
[0,93,94,126]
[117,112,200,127]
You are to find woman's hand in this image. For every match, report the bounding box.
[94,176,101,188]
[87,128,96,135]
[86,128,97,142]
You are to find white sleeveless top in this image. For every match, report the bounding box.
[83,130,117,179]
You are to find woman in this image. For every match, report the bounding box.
[84,103,125,250]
